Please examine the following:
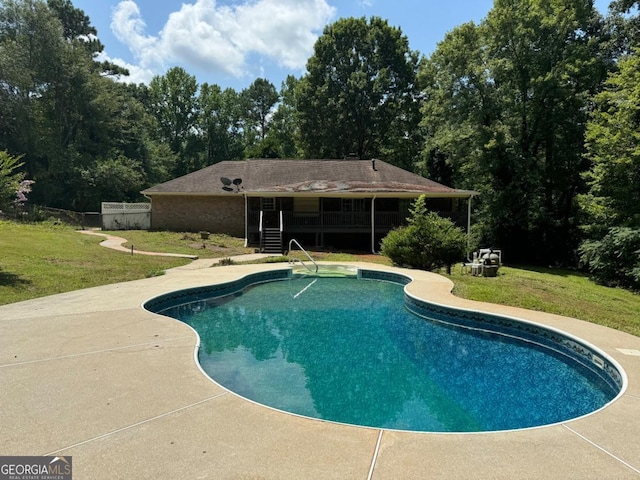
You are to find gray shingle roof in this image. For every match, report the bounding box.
[141,159,475,197]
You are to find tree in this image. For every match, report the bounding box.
[0,0,68,169]
[578,50,640,289]
[77,154,144,209]
[419,0,607,263]
[47,0,97,49]
[199,83,245,164]
[581,50,640,233]
[241,78,279,144]
[0,0,144,210]
[296,16,422,165]
[267,75,302,159]
[605,0,640,56]
[148,67,200,175]
[248,75,302,159]
[579,227,640,290]
[0,150,25,213]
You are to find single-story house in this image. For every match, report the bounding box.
[141,159,477,253]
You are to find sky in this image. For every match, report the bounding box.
[71,0,613,91]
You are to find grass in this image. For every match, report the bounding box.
[103,229,253,258]
[1,221,639,338]
[1,222,221,305]
[448,265,640,337]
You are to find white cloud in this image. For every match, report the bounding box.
[111,1,160,66]
[109,0,335,82]
[233,0,335,68]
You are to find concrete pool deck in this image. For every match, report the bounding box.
[1,261,639,479]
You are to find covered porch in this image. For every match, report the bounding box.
[245,194,470,253]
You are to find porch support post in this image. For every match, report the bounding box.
[467,195,473,254]
[371,196,376,254]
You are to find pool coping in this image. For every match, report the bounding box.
[1,261,639,478]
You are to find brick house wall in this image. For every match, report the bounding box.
[150,195,245,237]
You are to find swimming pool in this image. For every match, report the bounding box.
[145,268,624,433]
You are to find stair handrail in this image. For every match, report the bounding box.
[288,238,318,273]
[279,210,283,233]
[259,210,263,252]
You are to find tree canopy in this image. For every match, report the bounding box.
[296,17,422,166]
[582,49,640,232]
[578,49,640,290]
[420,0,608,263]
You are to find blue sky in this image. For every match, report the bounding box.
[71,0,613,90]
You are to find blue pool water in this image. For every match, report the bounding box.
[152,274,620,432]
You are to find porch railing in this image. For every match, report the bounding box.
[247,211,463,231]
[278,212,403,229]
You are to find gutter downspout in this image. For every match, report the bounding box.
[371,196,377,254]
[244,194,248,247]
[467,194,474,258]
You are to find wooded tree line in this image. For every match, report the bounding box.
[1,0,639,285]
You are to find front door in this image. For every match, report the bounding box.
[261,198,279,228]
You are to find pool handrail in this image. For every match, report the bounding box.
[288,238,318,273]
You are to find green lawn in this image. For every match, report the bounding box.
[0,222,187,304]
[1,221,639,337]
[449,265,640,337]
[103,229,254,258]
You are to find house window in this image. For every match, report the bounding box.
[261,198,275,211]
[294,197,319,213]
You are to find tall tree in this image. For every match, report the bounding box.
[199,83,245,164]
[0,0,168,210]
[420,0,607,263]
[242,78,279,143]
[578,49,640,289]
[0,0,67,168]
[296,16,422,164]
[148,67,200,175]
[69,78,167,209]
[47,0,96,46]
[266,75,302,159]
[581,49,640,232]
[605,0,640,56]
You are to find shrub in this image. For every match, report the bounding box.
[579,227,640,291]
[0,151,25,214]
[381,196,467,273]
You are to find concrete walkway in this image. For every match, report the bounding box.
[78,230,276,267]
[1,262,639,479]
[79,229,200,259]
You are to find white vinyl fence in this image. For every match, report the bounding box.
[101,202,151,230]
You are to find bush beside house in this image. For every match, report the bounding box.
[381,195,467,273]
